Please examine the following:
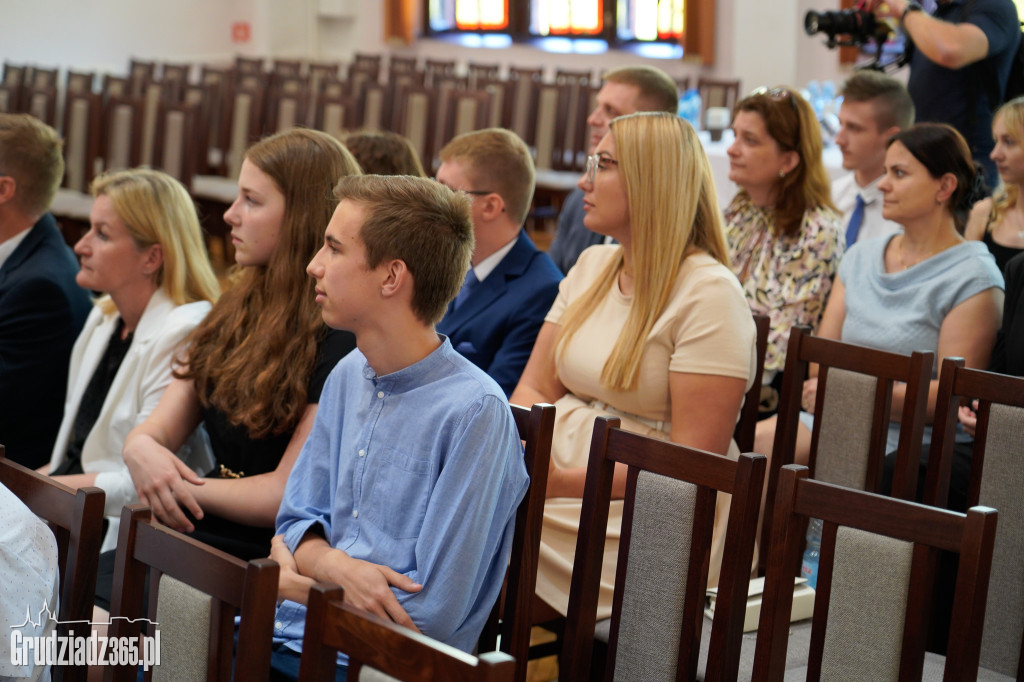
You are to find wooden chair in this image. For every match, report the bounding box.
[0,83,18,113]
[553,69,594,170]
[351,53,382,81]
[441,88,492,148]
[476,77,512,130]
[298,584,515,682]
[137,80,168,167]
[0,446,104,682]
[128,58,156,97]
[264,83,309,135]
[468,62,501,88]
[234,54,265,75]
[313,93,356,140]
[60,90,102,193]
[105,505,279,682]
[922,359,1024,679]
[102,94,143,172]
[753,465,996,681]
[65,70,96,95]
[507,67,543,147]
[760,327,933,573]
[218,82,265,179]
[388,55,420,74]
[160,62,191,102]
[697,77,741,114]
[390,85,435,167]
[424,58,457,87]
[272,58,304,77]
[476,403,555,682]
[153,101,198,188]
[734,313,770,454]
[561,417,767,682]
[23,84,57,127]
[28,65,59,89]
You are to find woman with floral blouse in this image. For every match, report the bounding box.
[725,86,844,414]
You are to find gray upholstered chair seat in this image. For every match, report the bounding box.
[921,653,1015,682]
[696,617,813,682]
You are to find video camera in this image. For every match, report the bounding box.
[804,6,900,71]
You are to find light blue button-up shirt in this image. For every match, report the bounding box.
[272,337,528,660]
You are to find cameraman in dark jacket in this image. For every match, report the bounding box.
[865,0,1019,186]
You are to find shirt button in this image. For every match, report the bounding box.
[275,621,283,630]
[352,510,359,518]
[377,391,385,399]
[358,449,365,457]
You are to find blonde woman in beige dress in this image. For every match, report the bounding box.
[510,112,757,619]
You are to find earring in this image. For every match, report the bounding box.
[778,170,786,178]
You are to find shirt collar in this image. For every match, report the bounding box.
[361,336,456,392]
[471,235,518,282]
[0,227,32,272]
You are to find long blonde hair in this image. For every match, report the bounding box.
[90,168,219,315]
[557,112,728,391]
[991,97,1024,226]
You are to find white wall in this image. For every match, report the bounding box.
[0,0,851,92]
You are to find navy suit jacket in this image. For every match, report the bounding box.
[0,214,92,468]
[437,231,562,397]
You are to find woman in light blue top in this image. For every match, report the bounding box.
[755,123,1004,463]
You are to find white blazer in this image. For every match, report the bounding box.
[49,289,214,552]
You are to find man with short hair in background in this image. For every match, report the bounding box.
[0,114,91,469]
[546,65,680,274]
[833,71,915,246]
[435,127,562,396]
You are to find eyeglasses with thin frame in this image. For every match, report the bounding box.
[434,178,494,197]
[584,153,619,185]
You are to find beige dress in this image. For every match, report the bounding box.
[534,245,757,619]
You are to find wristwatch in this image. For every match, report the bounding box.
[901,0,923,24]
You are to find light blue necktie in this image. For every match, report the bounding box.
[453,270,478,310]
[845,194,866,247]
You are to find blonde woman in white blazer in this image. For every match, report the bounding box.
[46,169,219,551]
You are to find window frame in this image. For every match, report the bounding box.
[419,0,715,64]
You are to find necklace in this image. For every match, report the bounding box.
[896,234,948,270]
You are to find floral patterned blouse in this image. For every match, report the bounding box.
[725,193,844,374]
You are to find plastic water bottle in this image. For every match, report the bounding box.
[676,88,702,130]
[800,517,823,590]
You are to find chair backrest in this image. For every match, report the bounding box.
[476,403,555,682]
[219,83,266,179]
[352,53,383,80]
[23,84,57,128]
[734,313,770,454]
[923,358,1024,678]
[234,55,265,76]
[105,505,278,682]
[507,67,543,147]
[468,62,501,88]
[442,88,492,148]
[61,91,103,192]
[561,417,766,682]
[424,58,457,87]
[697,77,741,114]
[313,93,356,140]
[128,59,156,93]
[298,584,516,681]
[761,326,933,572]
[102,94,143,173]
[160,63,190,102]
[391,85,435,170]
[0,446,104,682]
[753,465,997,682]
[154,101,198,188]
